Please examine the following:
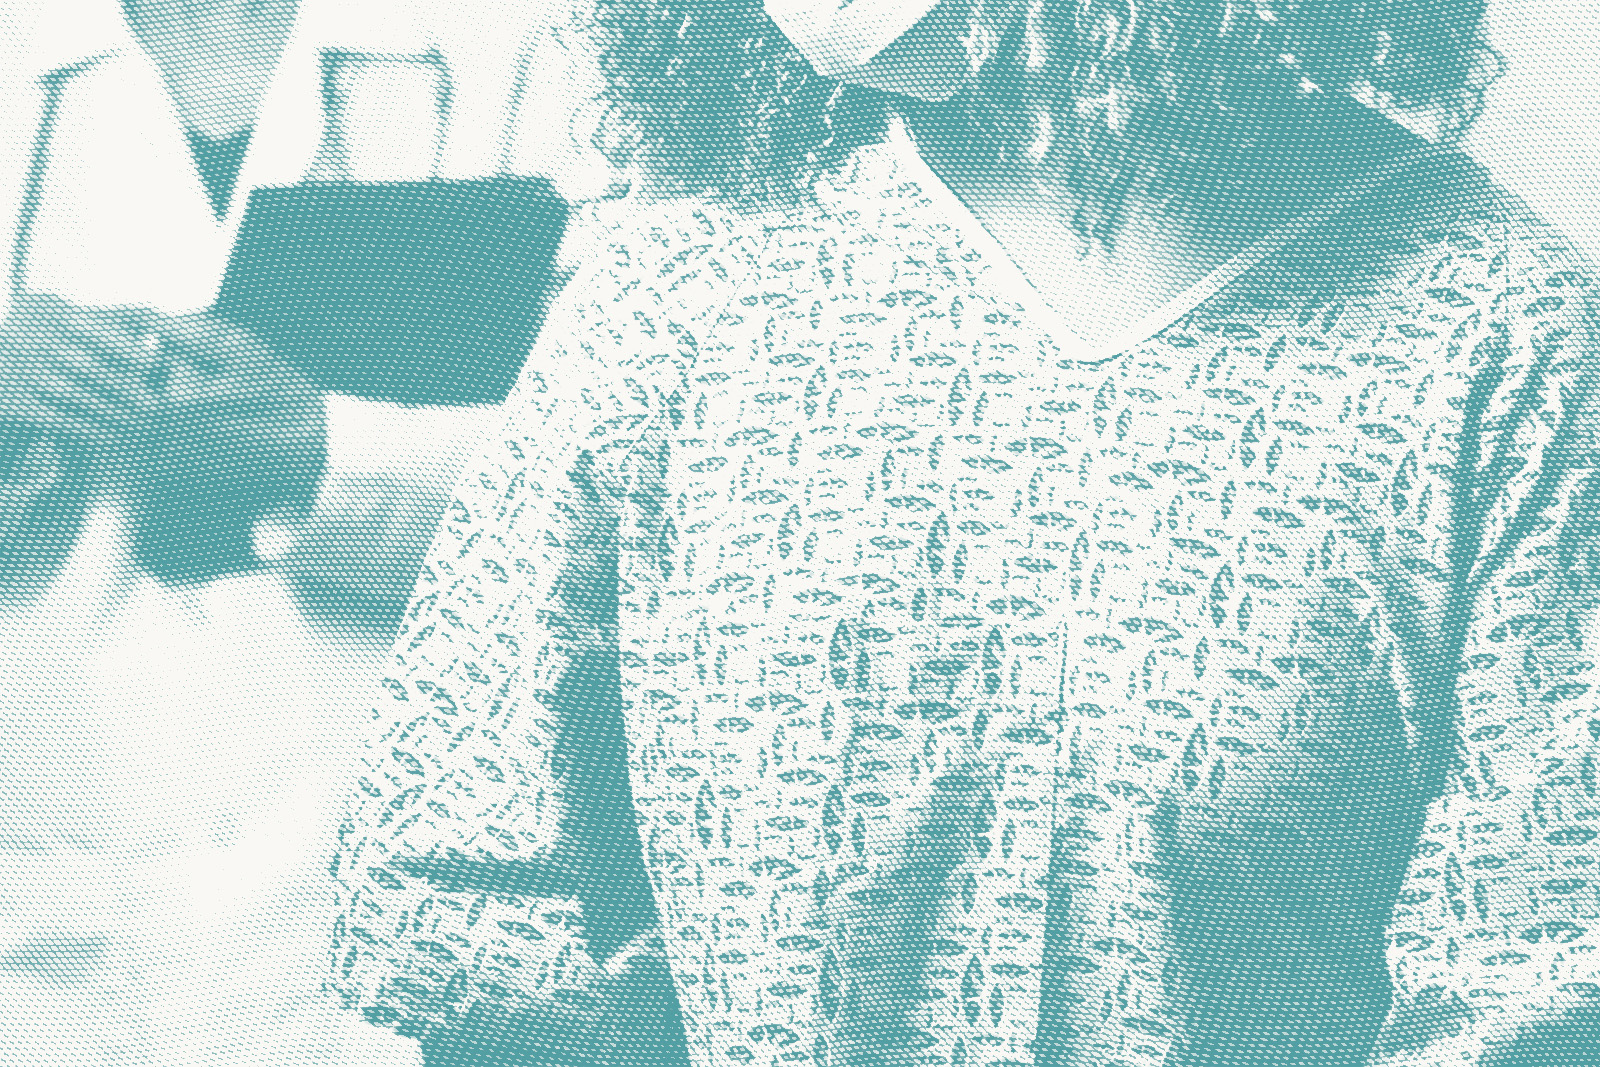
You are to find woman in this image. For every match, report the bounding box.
[330,2,1600,1065]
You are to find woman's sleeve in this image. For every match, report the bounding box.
[325,256,652,1041]
[1374,218,1600,1066]
[326,205,747,1046]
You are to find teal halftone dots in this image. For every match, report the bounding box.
[216,176,568,406]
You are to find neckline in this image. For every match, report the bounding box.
[122,39,289,228]
[184,125,256,220]
[879,112,1436,365]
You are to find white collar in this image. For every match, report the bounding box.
[873,111,1433,364]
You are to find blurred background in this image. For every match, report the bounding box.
[0,2,1595,1066]
[0,2,617,1065]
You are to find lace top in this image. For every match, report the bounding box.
[329,128,1600,1067]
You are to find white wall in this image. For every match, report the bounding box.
[1465,0,1600,260]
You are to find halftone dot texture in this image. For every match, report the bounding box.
[0,8,569,1067]
[332,111,1600,1067]
[2,2,1598,1066]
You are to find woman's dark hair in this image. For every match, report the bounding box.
[583,0,1497,240]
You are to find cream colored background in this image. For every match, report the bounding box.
[1465,1,1600,261]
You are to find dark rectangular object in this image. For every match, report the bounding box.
[216,175,568,406]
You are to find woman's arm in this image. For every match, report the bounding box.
[329,207,752,1055]
[328,324,634,1038]
[415,932,689,1067]
[1372,216,1600,1067]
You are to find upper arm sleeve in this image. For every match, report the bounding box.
[1376,221,1600,1066]
[327,208,745,1042]
[327,255,654,1039]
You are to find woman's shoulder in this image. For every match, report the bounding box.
[1232,143,1599,365]
[1267,144,1599,312]
[1371,148,1600,366]
[1245,141,1600,461]
[552,161,918,327]
[1378,147,1597,287]
[511,163,936,416]
[554,194,774,325]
